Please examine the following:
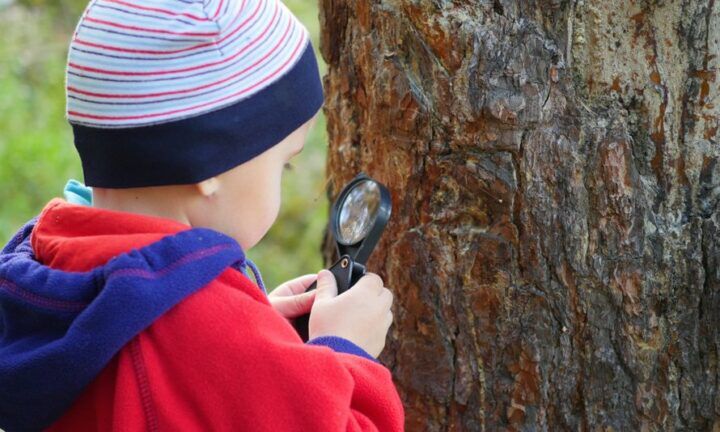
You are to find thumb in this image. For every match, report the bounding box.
[314,269,338,301]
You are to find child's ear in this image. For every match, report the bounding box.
[196,177,220,197]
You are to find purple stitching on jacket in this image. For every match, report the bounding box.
[0,244,236,312]
[0,279,87,312]
[107,243,234,281]
[129,338,160,432]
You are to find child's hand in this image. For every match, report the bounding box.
[268,274,318,319]
[309,270,394,358]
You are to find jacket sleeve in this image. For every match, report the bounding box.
[134,270,405,431]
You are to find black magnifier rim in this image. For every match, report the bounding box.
[330,173,392,265]
[334,176,382,246]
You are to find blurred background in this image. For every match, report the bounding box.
[0,0,328,290]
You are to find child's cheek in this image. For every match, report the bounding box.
[247,181,282,248]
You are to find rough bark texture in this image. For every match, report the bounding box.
[318,0,719,430]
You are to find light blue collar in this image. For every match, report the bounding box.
[63,179,93,206]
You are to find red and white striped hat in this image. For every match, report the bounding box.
[66,0,324,188]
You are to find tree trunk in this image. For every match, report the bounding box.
[318,0,719,430]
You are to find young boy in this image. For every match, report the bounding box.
[0,0,404,430]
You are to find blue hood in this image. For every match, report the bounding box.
[0,219,246,431]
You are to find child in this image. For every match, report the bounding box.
[0,0,404,430]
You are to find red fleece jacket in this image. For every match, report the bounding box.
[32,199,404,431]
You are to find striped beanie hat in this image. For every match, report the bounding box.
[66,0,324,188]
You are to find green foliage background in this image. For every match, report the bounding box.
[0,0,328,290]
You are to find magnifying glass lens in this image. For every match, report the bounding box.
[337,180,381,245]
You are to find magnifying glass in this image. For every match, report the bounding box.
[293,173,392,341]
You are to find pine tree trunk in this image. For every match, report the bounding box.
[319,1,719,430]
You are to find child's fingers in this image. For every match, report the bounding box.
[279,274,318,296]
[272,290,317,318]
[294,274,320,290]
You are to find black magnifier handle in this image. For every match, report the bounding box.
[293,255,366,341]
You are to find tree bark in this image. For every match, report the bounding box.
[319,0,719,430]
